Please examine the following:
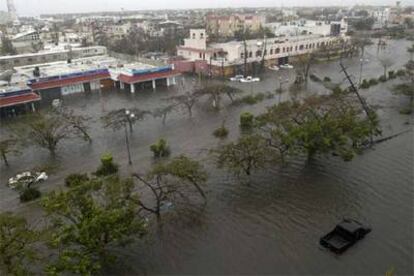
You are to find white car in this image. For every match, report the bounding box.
[280,64,294,69]
[268,65,280,71]
[8,171,48,189]
[240,76,260,83]
[230,75,244,82]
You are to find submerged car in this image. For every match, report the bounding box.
[280,64,294,69]
[230,75,244,81]
[268,65,280,71]
[320,219,371,254]
[240,76,260,83]
[8,171,48,189]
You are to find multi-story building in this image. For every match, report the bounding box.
[206,14,265,37]
[265,19,348,37]
[176,28,345,76]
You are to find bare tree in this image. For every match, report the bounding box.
[378,56,395,78]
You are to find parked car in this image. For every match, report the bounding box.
[240,76,260,83]
[320,219,372,254]
[230,75,244,82]
[268,65,280,71]
[280,64,294,69]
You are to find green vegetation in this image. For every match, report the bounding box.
[19,187,42,202]
[323,76,331,82]
[65,173,90,187]
[378,75,387,82]
[213,124,229,138]
[0,213,38,275]
[240,112,255,130]
[310,74,321,82]
[95,153,119,176]
[42,176,147,275]
[233,92,274,105]
[150,138,171,158]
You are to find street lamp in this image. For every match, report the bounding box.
[124,109,135,165]
[277,76,289,104]
[359,58,370,86]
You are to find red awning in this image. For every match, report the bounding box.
[30,72,110,90]
[118,70,180,84]
[0,92,41,108]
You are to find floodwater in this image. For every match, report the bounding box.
[0,39,413,275]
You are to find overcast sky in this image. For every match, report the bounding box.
[0,0,403,16]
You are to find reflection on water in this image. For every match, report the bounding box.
[0,39,413,275]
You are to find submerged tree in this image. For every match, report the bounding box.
[152,104,176,125]
[211,134,271,176]
[20,111,90,156]
[133,155,208,219]
[42,176,147,275]
[0,136,20,166]
[0,212,39,275]
[195,84,243,109]
[168,92,199,117]
[57,108,93,143]
[257,94,381,161]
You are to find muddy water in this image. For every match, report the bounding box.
[0,39,413,275]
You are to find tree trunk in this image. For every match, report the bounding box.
[1,152,9,166]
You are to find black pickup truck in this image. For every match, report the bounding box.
[320,219,371,254]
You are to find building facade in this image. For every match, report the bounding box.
[206,14,265,37]
[177,29,345,76]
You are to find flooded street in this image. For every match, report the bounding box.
[1,39,413,275]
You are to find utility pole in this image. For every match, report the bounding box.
[339,61,376,126]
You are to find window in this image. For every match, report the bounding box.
[295,46,298,51]
[192,33,196,39]
[199,53,202,59]
[299,45,304,50]
[282,47,285,53]
[290,47,293,51]
[256,50,262,57]
[276,48,280,54]
[270,49,273,55]
[200,33,204,39]
[241,53,244,59]
[249,51,253,58]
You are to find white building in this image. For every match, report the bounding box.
[265,19,347,37]
[177,29,344,68]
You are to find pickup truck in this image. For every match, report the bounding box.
[320,219,371,254]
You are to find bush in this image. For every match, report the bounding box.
[378,75,387,82]
[388,70,396,79]
[65,173,89,187]
[150,138,171,158]
[369,78,378,86]
[399,108,413,115]
[213,125,229,138]
[95,153,119,176]
[323,76,331,82]
[234,92,273,106]
[310,74,321,82]
[19,187,41,202]
[240,112,254,130]
[332,86,343,94]
[396,69,406,77]
[360,79,370,89]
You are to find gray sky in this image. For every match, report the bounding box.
[0,0,403,16]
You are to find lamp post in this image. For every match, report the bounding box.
[278,76,289,104]
[124,109,135,165]
[359,58,370,86]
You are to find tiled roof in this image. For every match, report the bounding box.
[118,70,180,84]
[30,72,110,90]
[0,92,41,108]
